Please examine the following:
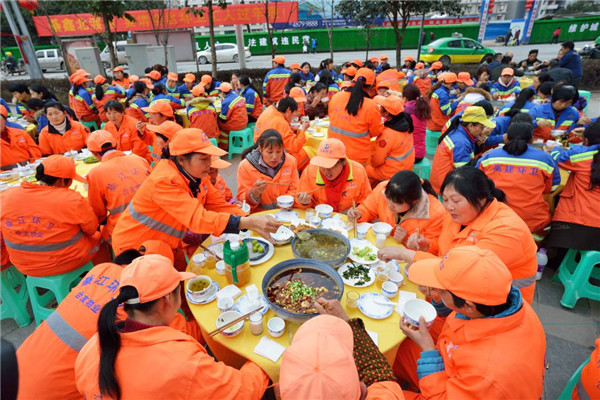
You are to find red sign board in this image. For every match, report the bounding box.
[32,3,298,37]
[380,17,479,27]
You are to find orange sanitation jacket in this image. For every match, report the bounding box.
[111,159,245,255]
[357,182,446,250]
[0,182,100,277]
[187,104,220,139]
[1,126,42,168]
[38,120,90,156]
[572,338,600,400]
[366,126,415,182]
[104,114,153,164]
[217,92,248,134]
[214,173,233,202]
[75,325,269,400]
[237,153,299,212]
[298,159,372,212]
[327,91,384,165]
[86,151,151,241]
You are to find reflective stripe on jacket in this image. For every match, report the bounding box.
[430,125,476,193]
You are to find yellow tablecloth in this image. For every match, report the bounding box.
[543,167,569,213]
[187,209,423,381]
[304,119,329,158]
[176,109,190,128]
[518,77,534,88]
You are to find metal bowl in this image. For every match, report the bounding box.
[262,259,344,324]
[291,228,351,268]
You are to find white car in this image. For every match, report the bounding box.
[36,49,64,71]
[100,41,128,69]
[196,43,251,64]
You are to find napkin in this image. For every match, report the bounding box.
[394,291,417,316]
[216,285,242,302]
[366,330,379,346]
[254,337,286,363]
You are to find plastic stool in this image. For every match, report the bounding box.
[579,90,591,113]
[425,129,441,156]
[557,355,590,400]
[413,157,431,180]
[556,249,600,308]
[26,261,94,325]
[1,266,32,327]
[100,122,106,129]
[80,120,99,132]
[209,138,218,147]
[228,127,254,159]
[247,122,256,131]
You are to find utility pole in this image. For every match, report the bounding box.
[416,13,426,62]
[234,0,247,69]
[2,0,43,79]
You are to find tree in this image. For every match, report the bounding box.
[145,0,174,69]
[185,0,228,77]
[36,0,71,73]
[336,0,386,60]
[320,0,335,60]
[558,0,600,14]
[88,0,135,69]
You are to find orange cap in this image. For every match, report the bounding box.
[139,78,154,90]
[191,84,205,97]
[351,58,364,67]
[375,80,390,90]
[280,315,361,400]
[501,67,514,76]
[69,69,89,82]
[120,254,195,305]
[113,66,124,73]
[273,55,286,64]
[200,75,213,85]
[310,138,346,169]
[289,87,307,103]
[183,73,196,83]
[142,101,174,118]
[93,75,107,85]
[397,71,406,79]
[415,62,425,70]
[0,105,7,119]
[344,66,357,77]
[218,82,233,93]
[169,128,227,157]
[86,129,117,152]
[129,75,140,82]
[41,155,86,183]
[404,55,415,62]
[167,72,178,81]
[457,72,474,86]
[380,54,389,60]
[72,75,91,85]
[374,95,404,115]
[409,246,512,306]
[339,81,353,90]
[440,72,458,83]
[430,61,443,70]
[146,120,182,140]
[138,240,174,264]
[353,67,375,85]
[369,56,379,63]
[145,70,162,81]
[210,156,231,169]
[289,63,301,70]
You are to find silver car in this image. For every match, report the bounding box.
[36,49,64,71]
[196,43,251,64]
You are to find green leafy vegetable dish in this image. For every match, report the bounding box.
[83,156,99,163]
[341,263,371,286]
[352,246,377,261]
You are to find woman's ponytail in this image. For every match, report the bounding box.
[487,176,506,203]
[503,122,533,156]
[95,84,105,102]
[345,78,367,116]
[421,179,438,197]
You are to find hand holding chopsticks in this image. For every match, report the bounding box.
[208,306,264,337]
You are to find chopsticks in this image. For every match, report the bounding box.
[306,186,324,195]
[208,306,264,337]
[352,200,357,239]
[265,182,291,186]
[415,226,421,251]
[200,244,222,260]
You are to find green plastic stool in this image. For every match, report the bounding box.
[247,122,256,131]
[1,266,32,327]
[556,249,600,308]
[413,157,431,180]
[556,355,590,400]
[80,120,99,132]
[100,122,106,129]
[228,127,254,159]
[209,138,218,147]
[26,261,94,325]
[579,90,591,113]
[425,129,441,156]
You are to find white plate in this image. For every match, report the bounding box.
[338,262,376,288]
[358,293,394,319]
[186,281,220,305]
[349,239,379,265]
[275,210,299,223]
[249,238,275,266]
[310,130,325,137]
[207,243,224,260]
[234,294,270,317]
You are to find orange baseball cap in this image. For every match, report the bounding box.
[139,78,154,90]
[344,66,357,77]
[457,72,474,86]
[210,156,231,169]
[200,75,213,85]
[120,254,195,305]
[409,246,512,306]
[352,58,364,67]
[129,75,139,82]
[415,62,425,70]
[87,129,117,152]
[339,81,353,90]
[0,105,7,119]
[273,55,286,64]
[376,80,390,90]
[72,74,91,85]
[191,84,205,97]
[113,66,124,73]
[138,240,174,264]
[501,67,514,76]
[167,72,178,81]
[280,315,361,400]
[430,61,443,70]
[183,73,196,83]
[146,70,162,81]
[142,101,174,118]
[374,95,404,115]
[41,155,86,183]
[404,55,415,62]
[353,67,375,86]
[93,75,107,85]
[169,128,227,157]
[289,63,301,70]
[310,138,346,169]
[380,54,389,60]
[218,82,233,93]
[69,69,89,82]
[146,120,182,140]
[397,70,406,79]
[440,72,458,83]
[369,56,379,63]
[289,87,306,103]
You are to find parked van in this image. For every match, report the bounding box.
[36,48,64,71]
[100,41,128,68]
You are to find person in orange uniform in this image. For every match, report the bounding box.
[288,86,307,116]
[209,156,236,204]
[263,55,291,105]
[68,69,91,111]
[75,255,269,400]
[103,100,152,164]
[112,66,130,89]
[399,246,545,400]
[187,85,220,139]
[297,138,372,213]
[237,130,299,211]
[111,129,281,269]
[217,82,248,150]
[410,66,431,97]
[376,68,403,93]
[427,72,459,132]
[38,102,90,156]
[1,155,101,277]
[86,130,151,243]
[92,75,126,122]
[254,97,310,171]
[1,105,41,169]
[327,68,384,165]
[71,74,101,127]
[347,170,446,249]
[366,95,415,185]
[144,120,182,164]
[125,80,152,122]
[573,338,600,400]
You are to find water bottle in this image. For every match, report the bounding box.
[536,248,548,281]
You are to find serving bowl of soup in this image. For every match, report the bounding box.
[291,228,350,268]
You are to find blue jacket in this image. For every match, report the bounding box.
[262,66,291,96]
[130,97,149,118]
[219,91,244,121]
[558,50,583,79]
[433,85,458,117]
[486,115,511,146]
[496,100,535,117]
[529,102,579,132]
[445,124,478,167]
[151,93,184,108]
[490,78,522,99]
[0,98,11,117]
[165,84,182,99]
[177,83,192,97]
[240,86,260,115]
[76,87,96,111]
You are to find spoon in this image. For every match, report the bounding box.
[373,299,399,306]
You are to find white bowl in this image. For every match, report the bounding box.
[315,204,333,218]
[267,317,285,337]
[216,311,244,337]
[217,297,234,313]
[402,299,437,328]
[277,195,294,209]
[240,202,251,213]
[186,275,213,301]
[215,260,226,275]
[0,171,13,181]
[270,226,295,245]
[388,271,404,287]
[372,222,393,237]
[551,130,564,138]
[381,281,398,298]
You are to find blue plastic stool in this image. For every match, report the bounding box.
[579,90,591,113]
[413,157,431,180]
[228,127,254,159]
[26,261,94,325]
[1,265,32,327]
[556,249,600,308]
[80,120,99,132]
[557,355,590,400]
[425,129,441,156]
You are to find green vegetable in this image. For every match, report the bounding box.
[83,156,99,163]
[352,246,377,261]
[342,263,371,286]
